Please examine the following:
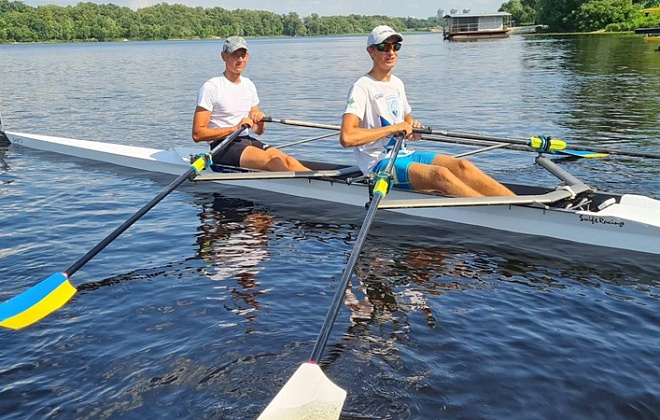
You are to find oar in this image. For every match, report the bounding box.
[417,129,608,158]
[0,125,248,330]
[266,117,660,160]
[263,118,602,157]
[258,133,407,420]
[417,128,660,159]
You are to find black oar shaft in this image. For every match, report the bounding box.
[417,128,660,160]
[309,134,405,363]
[65,125,247,277]
[309,193,382,362]
[265,119,660,161]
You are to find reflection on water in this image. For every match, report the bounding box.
[0,144,12,188]
[195,193,273,326]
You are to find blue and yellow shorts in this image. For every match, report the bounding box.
[371,152,437,190]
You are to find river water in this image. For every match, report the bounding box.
[1,33,660,419]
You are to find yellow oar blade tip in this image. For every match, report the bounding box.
[0,273,77,330]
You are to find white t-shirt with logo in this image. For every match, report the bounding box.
[197,74,259,129]
[343,74,413,174]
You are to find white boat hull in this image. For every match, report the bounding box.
[6,131,660,255]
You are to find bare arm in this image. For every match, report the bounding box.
[339,113,413,148]
[191,107,257,143]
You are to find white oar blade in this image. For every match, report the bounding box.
[258,362,347,420]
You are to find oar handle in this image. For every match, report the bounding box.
[413,127,433,135]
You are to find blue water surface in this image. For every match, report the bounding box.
[1,33,660,419]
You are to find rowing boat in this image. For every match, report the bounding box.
[4,129,660,256]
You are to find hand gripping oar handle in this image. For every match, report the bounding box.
[0,125,247,330]
[309,132,406,363]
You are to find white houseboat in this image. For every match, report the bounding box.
[443,11,512,41]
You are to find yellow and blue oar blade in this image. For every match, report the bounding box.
[555,149,609,158]
[529,136,608,158]
[258,363,346,420]
[0,125,249,331]
[0,273,76,330]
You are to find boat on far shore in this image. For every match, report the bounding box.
[509,24,548,35]
[443,11,511,41]
[635,27,660,42]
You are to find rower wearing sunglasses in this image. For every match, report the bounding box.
[340,25,514,197]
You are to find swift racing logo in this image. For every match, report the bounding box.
[579,215,624,228]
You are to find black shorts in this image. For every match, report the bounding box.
[210,135,270,167]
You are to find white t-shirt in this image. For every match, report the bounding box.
[197,74,259,129]
[343,74,413,174]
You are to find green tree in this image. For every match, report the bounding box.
[282,11,306,36]
[500,0,537,25]
[537,0,586,31]
[573,0,640,31]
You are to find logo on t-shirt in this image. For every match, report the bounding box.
[388,98,399,118]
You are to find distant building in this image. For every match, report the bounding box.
[437,8,445,18]
[443,11,512,41]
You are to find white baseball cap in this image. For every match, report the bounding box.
[367,25,403,46]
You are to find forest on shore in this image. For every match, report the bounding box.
[500,0,660,31]
[2,0,660,43]
[0,0,440,43]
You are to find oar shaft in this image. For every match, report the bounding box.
[65,168,195,275]
[267,117,660,160]
[264,117,341,131]
[310,194,380,361]
[417,128,660,160]
[309,134,405,362]
[66,125,247,276]
[278,131,337,149]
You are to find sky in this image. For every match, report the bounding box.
[19,0,506,18]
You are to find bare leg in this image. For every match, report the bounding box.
[408,162,483,197]
[431,155,515,196]
[239,146,310,171]
[264,148,311,171]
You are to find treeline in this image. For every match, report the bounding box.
[499,0,660,31]
[0,0,441,43]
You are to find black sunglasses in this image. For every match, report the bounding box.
[372,42,402,52]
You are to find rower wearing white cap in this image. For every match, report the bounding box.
[340,25,514,197]
[192,36,309,171]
